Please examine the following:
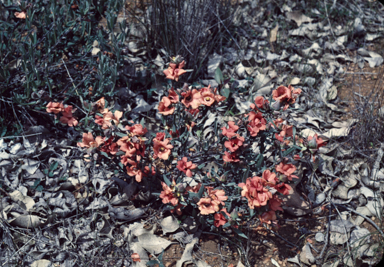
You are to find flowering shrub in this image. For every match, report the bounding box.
[45,55,326,239]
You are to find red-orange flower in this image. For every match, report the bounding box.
[199,86,215,106]
[223,151,239,163]
[272,85,292,102]
[154,132,166,142]
[117,136,137,157]
[214,208,231,227]
[153,139,173,160]
[46,102,64,114]
[60,106,78,127]
[238,176,272,209]
[259,210,277,224]
[168,87,179,103]
[181,89,202,109]
[224,134,244,152]
[131,253,141,262]
[247,111,267,137]
[96,109,123,129]
[251,96,269,110]
[213,87,226,102]
[276,162,298,180]
[221,121,239,139]
[126,160,144,182]
[100,137,118,155]
[197,197,220,215]
[77,132,105,148]
[177,157,197,177]
[275,182,292,195]
[94,97,106,112]
[269,195,283,212]
[206,187,228,205]
[160,181,178,206]
[163,61,187,81]
[125,124,148,136]
[262,169,277,186]
[158,96,175,115]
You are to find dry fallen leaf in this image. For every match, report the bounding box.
[15,11,26,19]
[286,11,313,27]
[270,24,279,43]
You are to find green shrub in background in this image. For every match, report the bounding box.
[0,0,127,137]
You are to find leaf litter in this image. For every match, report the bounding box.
[2,0,384,266]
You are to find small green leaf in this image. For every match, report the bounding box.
[220,87,230,99]
[233,227,248,239]
[163,174,172,186]
[214,67,224,85]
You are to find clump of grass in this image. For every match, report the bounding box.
[129,0,238,82]
[345,66,384,157]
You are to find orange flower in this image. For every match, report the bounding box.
[177,157,197,177]
[213,87,226,102]
[221,121,239,138]
[77,132,105,148]
[181,89,202,109]
[272,85,292,102]
[160,181,178,206]
[224,134,244,152]
[197,197,220,215]
[94,97,105,112]
[214,208,231,227]
[246,111,267,137]
[100,137,118,155]
[259,210,277,224]
[158,96,175,115]
[238,176,272,209]
[288,85,302,103]
[126,160,143,182]
[46,102,64,114]
[269,195,283,212]
[125,124,148,136]
[262,169,277,186]
[186,183,202,193]
[206,187,228,205]
[199,86,215,106]
[131,253,141,262]
[252,96,269,110]
[163,61,187,81]
[153,139,173,160]
[168,87,179,103]
[60,106,78,127]
[117,136,137,157]
[14,11,26,19]
[154,132,166,142]
[275,182,292,195]
[100,110,123,129]
[275,162,298,180]
[223,151,239,163]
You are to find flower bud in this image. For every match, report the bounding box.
[308,138,318,149]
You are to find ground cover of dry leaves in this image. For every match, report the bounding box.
[2,0,384,266]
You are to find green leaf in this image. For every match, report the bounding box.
[220,87,230,99]
[233,227,248,239]
[49,160,59,171]
[163,174,172,186]
[115,132,127,138]
[36,185,44,192]
[100,151,110,159]
[214,67,224,85]
[283,147,296,157]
